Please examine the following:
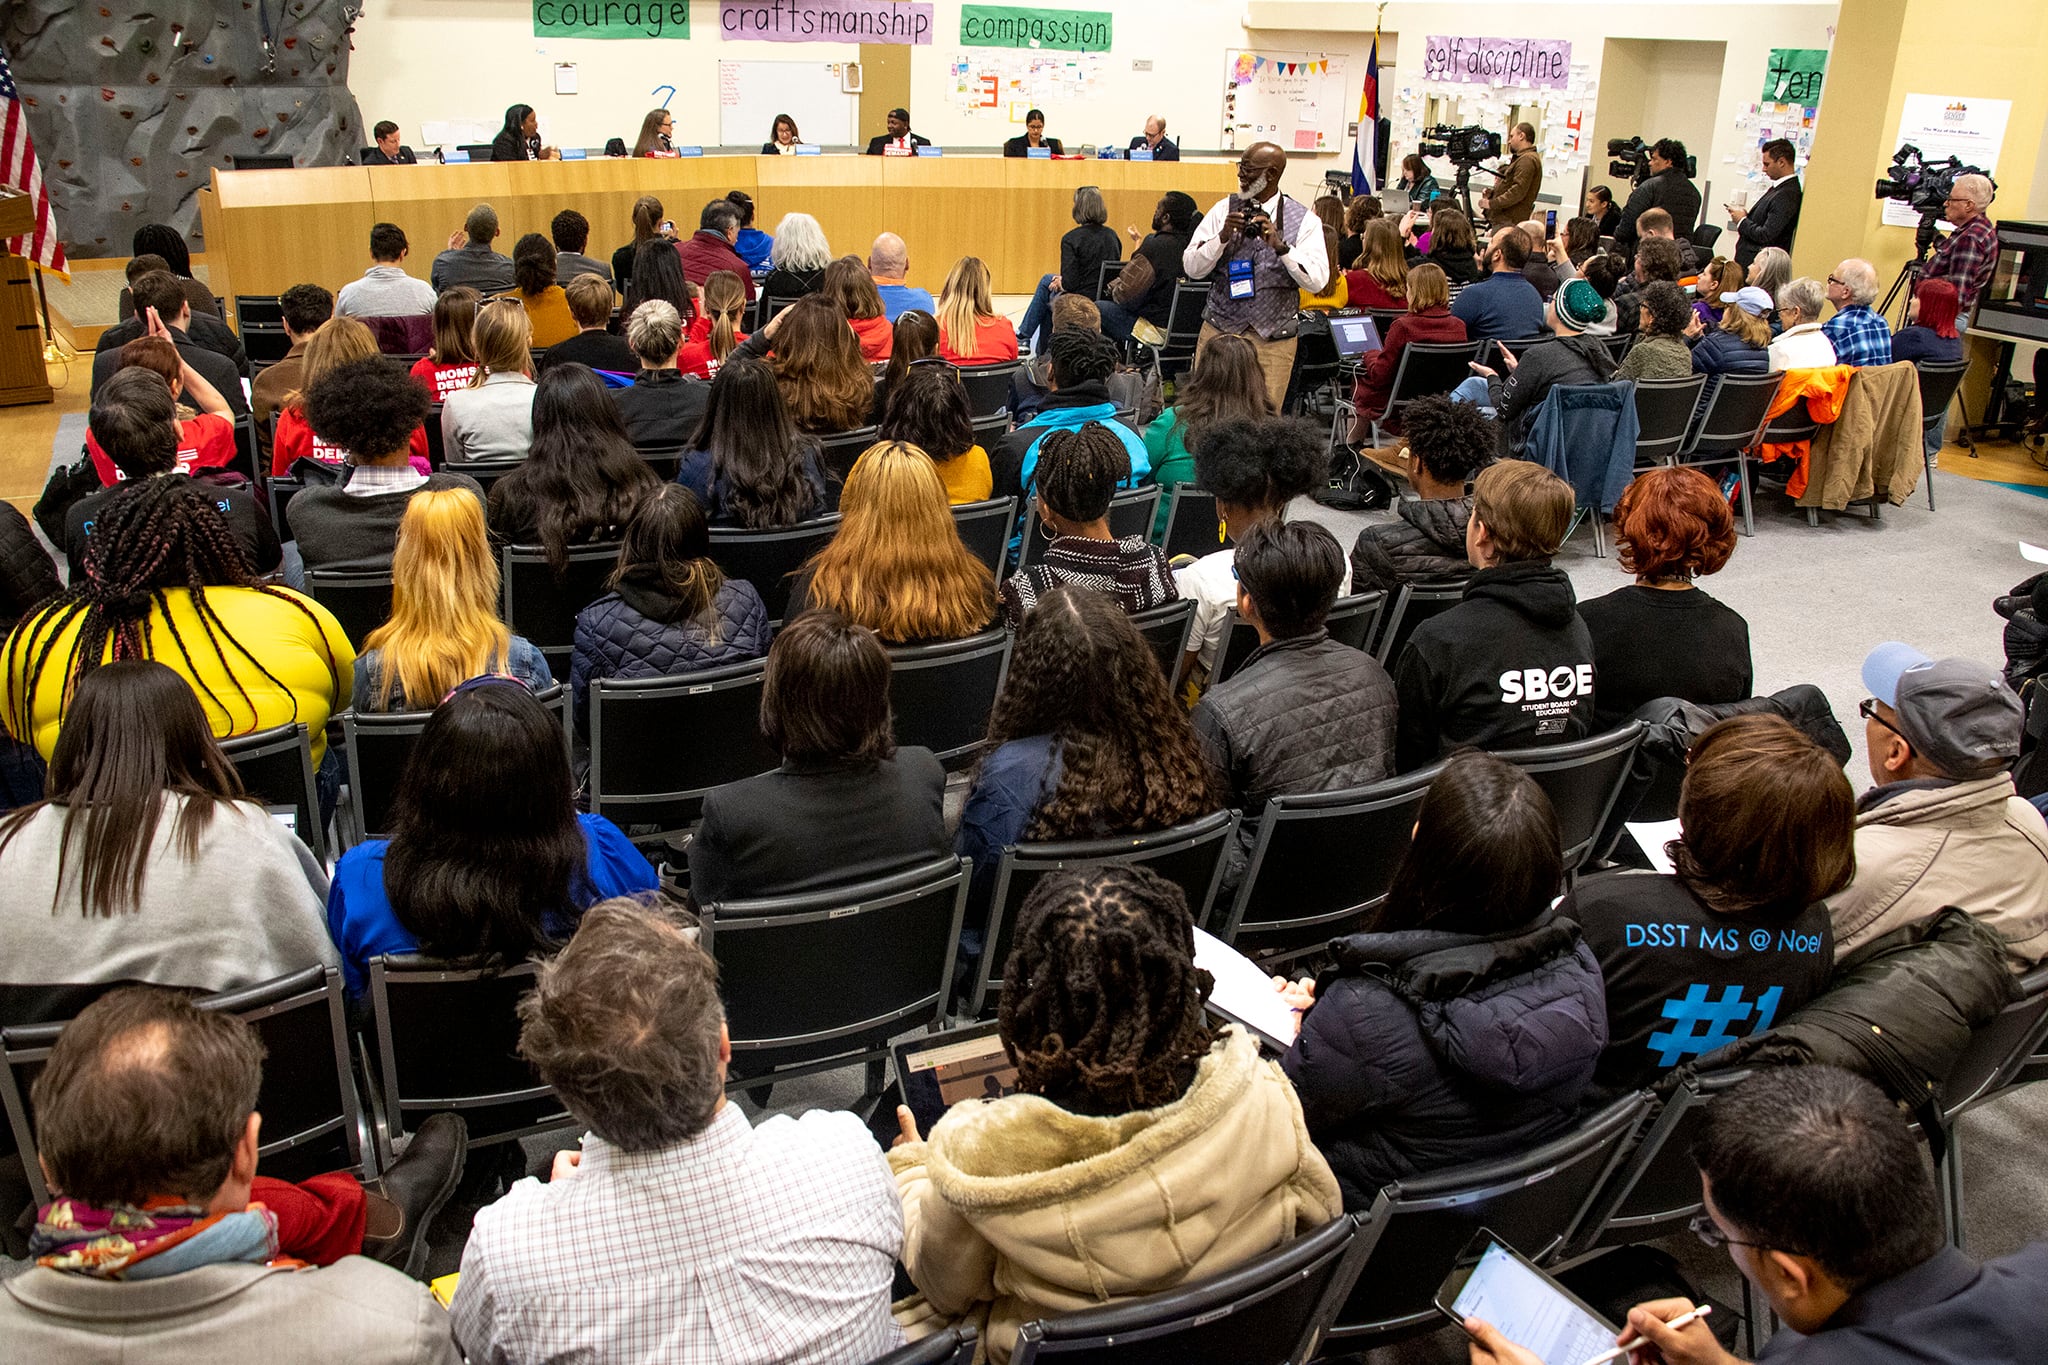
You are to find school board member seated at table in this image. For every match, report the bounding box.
[761,112,804,155]
[1002,109,1063,157]
[1126,115,1179,160]
[361,119,416,165]
[489,102,558,161]
[864,107,930,155]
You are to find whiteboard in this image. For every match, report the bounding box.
[717,61,857,150]
[1221,50,1346,154]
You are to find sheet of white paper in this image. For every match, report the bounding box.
[2021,541,2048,564]
[1628,820,1684,876]
[554,63,578,96]
[1193,926,1300,1045]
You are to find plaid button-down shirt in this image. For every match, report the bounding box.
[1922,214,1999,317]
[1823,305,1894,368]
[451,1105,904,1365]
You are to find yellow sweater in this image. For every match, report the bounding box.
[518,286,580,348]
[5,587,356,762]
[935,444,995,505]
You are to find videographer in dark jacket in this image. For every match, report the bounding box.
[1393,460,1595,771]
[1276,751,1607,1208]
[1613,138,1702,255]
[1192,521,1398,888]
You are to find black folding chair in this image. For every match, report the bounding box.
[501,541,624,680]
[1016,486,1160,572]
[235,294,293,370]
[1361,341,1483,449]
[1632,373,1709,466]
[1756,399,1829,527]
[1494,721,1647,876]
[1914,359,1972,511]
[753,293,803,332]
[1676,371,1783,536]
[423,403,446,470]
[268,477,304,545]
[365,957,570,1165]
[1928,965,2048,1249]
[2,966,369,1208]
[442,457,523,500]
[871,1326,978,1365]
[1159,486,1220,560]
[1137,280,1210,384]
[1206,592,1384,691]
[1565,1067,1752,1258]
[632,441,684,482]
[958,363,1023,418]
[1093,260,1125,301]
[888,631,1011,769]
[305,564,396,651]
[1219,764,1440,962]
[706,857,969,1100]
[1283,321,1342,418]
[1010,1211,1381,1365]
[588,660,778,831]
[967,811,1240,1018]
[343,683,569,845]
[220,722,326,862]
[817,424,881,485]
[1130,598,1196,685]
[1324,1093,1656,1350]
[1373,579,1470,666]
[950,497,1017,575]
[709,517,843,625]
[970,409,1012,450]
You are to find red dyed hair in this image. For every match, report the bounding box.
[1914,278,1960,339]
[1613,466,1736,581]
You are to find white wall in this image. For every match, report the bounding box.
[351,0,1838,207]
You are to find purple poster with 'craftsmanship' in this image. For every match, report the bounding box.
[719,0,935,44]
[1421,36,1572,90]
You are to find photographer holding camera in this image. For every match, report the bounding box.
[1920,172,1998,319]
[1183,139,1331,407]
[1613,138,1703,256]
[1481,122,1543,231]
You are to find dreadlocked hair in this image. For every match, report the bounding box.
[1032,422,1128,522]
[981,585,1217,840]
[4,476,341,740]
[999,864,1217,1116]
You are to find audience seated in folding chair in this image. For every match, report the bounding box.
[351,489,552,712]
[727,295,876,437]
[877,362,996,505]
[1614,281,1696,382]
[440,299,538,466]
[409,286,483,403]
[1000,423,1175,628]
[1347,394,1493,597]
[486,362,661,563]
[1344,261,1467,442]
[274,317,431,480]
[1142,333,1274,540]
[1276,751,1606,1210]
[610,298,710,447]
[535,272,635,377]
[993,329,1151,501]
[689,612,948,908]
[890,864,1340,1364]
[674,357,831,527]
[784,440,995,644]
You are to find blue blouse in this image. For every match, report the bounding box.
[326,811,657,996]
[955,734,1064,907]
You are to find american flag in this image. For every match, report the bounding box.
[0,45,66,278]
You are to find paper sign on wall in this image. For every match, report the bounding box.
[1881,93,2012,230]
[1421,35,1572,91]
[1763,49,1826,104]
[719,0,933,44]
[960,5,1112,53]
[534,1,689,39]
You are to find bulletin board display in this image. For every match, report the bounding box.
[1221,51,1346,154]
[947,50,1108,128]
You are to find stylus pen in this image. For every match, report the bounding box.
[1575,1304,1712,1365]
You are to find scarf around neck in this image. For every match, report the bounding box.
[32,1195,280,1280]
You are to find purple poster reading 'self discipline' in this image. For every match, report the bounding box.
[719,0,935,44]
[1421,35,1572,90]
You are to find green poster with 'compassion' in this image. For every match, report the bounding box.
[960,5,1112,53]
[534,1,691,39]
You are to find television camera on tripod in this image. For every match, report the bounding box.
[1875,143,1995,324]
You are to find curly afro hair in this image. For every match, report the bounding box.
[1638,280,1694,338]
[1399,395,1497,486]
[304,355,431,459]
[1189,416,1328,512]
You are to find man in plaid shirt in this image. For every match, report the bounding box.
[451,899,905,1365]
[1823,259,1894,367]
[1921,173,1999,321]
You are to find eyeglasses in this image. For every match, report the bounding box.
[1826,275,1844,286]
[1688,1212,1767,1252]
[1859,697,1907,742]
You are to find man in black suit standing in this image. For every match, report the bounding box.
[1727,137,1803,266]
[362,120,417,166]
[864,108,931,156]
[1127,115,1180,161]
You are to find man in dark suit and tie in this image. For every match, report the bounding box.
[363,120,417,166]
[1127,115,1180,161]
[1728,138,1803,266]
[864,108,931,156]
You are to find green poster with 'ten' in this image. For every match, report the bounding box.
[960,5,1113,53]
[1762,49,1825,104]
[534,1,691,39]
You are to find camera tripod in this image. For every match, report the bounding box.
[1878,210,1947,326]
[1446,161,1494,227]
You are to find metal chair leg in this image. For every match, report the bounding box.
[1737,448,1755,537]
[1592,506,1606,558]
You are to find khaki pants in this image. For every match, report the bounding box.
[1196,322,1297,410]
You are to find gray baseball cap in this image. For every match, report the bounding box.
[1862,642,2021,778]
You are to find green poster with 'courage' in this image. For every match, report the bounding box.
[960,5,1112,53]
[534,1,691,39]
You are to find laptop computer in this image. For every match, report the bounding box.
[1329,314,1384,360]
[1380,186,1415,216]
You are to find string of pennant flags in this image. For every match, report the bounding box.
[1232,53,1330,84]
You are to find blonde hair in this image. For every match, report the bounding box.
[1473,460,1573,562]
[469,299,533,387]
[699,270,747,364]
[362,488,511,708]
[1406,261,1449,312]
[283,316,379,412]
[800,441,995,643]
[936,257,996,358]
[1720,301,1773,348]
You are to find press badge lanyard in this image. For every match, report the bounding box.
[1227,194,1287,300]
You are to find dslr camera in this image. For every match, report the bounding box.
[1419,124,1499,167]
[1607,136,1697,186]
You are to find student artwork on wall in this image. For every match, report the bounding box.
[1221,51,1344,153]
[1383,34,1592,187]
[951,51,1103,122]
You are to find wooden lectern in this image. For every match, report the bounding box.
[0,187,51,406]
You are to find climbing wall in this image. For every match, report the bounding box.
[0,0,365,258]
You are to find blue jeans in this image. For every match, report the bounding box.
[1451,376,1492,406]
[1096,297,1139,344]
[1016,273,1057,354]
